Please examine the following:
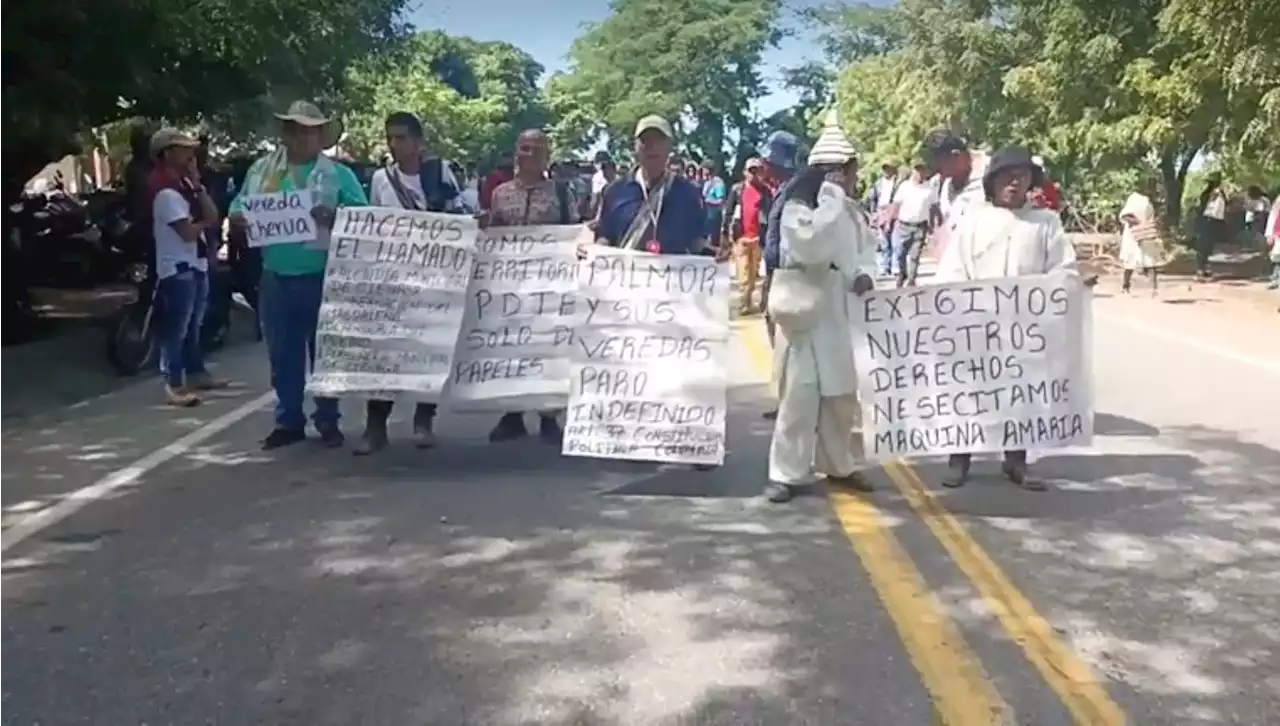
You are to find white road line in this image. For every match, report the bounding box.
[1,392,273,553]
[1103,312,1280,377]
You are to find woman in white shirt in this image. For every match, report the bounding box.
[1118,177,1164,295]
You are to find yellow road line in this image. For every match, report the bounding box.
[886,460,1128,725]
[737,318,1014,725]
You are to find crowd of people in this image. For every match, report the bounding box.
[133,96,1277,505]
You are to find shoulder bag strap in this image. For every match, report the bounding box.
[620,176,671,250]
[384,165,423,211]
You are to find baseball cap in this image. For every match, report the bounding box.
[149,128,200,158]
[634,115,674,139]
[744,157,763,170]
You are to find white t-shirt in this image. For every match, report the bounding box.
[591,169,609,195]
[153,189,207,279]
[872,176,901,209]
[895,180,939,224]
[369,162,465,212]
[939,152,989,240]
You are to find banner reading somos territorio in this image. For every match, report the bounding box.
[850,271,1093,460]
[448,225,585,412]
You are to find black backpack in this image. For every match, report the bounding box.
[554,180,572,224]
[419,157,461,213]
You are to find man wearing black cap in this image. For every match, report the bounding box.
[759,130,802,421]
[921,129,988,259]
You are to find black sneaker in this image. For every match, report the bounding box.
[488,413,528,443]
[317,427,345,449]
[262,427,306,451]
[353,425,389,456]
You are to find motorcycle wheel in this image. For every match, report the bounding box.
[106,301,159,376]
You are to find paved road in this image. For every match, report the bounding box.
[3,275,1278,725]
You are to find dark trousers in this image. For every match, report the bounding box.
[1196,218,1226,274]
[365,399,436,427]
[761,268,776,346]
[949,450,1026,471]
[1122,268,1158,293]
[259,271,338,431]
[892,221,928,286]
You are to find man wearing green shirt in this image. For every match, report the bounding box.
[229,101,369,450]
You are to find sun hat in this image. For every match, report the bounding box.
[982,147,1046,199]
[634,115,674,139]
[808,108,857,166]
[761,131,800,172]
[149,128,200,158]
[274,100,344,148]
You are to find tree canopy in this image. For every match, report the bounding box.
[7,0,1277,224]
[815,0,1279,225]
[341,31,549,168]
[3,0,409,196]
[546,0,784,169]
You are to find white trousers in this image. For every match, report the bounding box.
[768,382,862,485]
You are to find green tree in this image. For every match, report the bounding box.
[547,0,784,168]
[810,0,1280,227]
[341,31,548,167]
[0,0,407,340]
[2,0,409,199]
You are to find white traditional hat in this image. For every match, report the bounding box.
[274,100,344,149]
[808,108,857,166]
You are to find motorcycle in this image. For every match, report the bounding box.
[105,258,237,376]
[83,188,136,281]
[105,261,159,375]
[9,191,105,288]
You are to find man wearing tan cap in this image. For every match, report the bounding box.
[591,115,712,257]
[148,128,226,407]
[229,101,369,450]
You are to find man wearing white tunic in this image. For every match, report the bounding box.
[766,110,877,504]
[1118,178,1164,295]
[935,147,1090,491]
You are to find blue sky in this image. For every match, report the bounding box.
[408,0,832,118]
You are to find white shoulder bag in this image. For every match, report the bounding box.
[768,198,828,334]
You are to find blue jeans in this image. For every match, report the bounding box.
[259,271,339,432]
[157,268,209,388]
[891,221,928,285]
[875,226,895,275]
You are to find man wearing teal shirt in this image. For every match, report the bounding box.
[229,101,369,450]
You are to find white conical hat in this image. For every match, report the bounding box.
[808,108,857,166]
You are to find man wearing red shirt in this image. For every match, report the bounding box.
[735,159,772,313]
[1029,155,1063,211]
[480,154,514,210]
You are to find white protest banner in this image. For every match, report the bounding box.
[241,190,316,247]
[563,249,731,466]
[851,271,1093,460]
[448,225,585,411]
[308,207,478,400]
